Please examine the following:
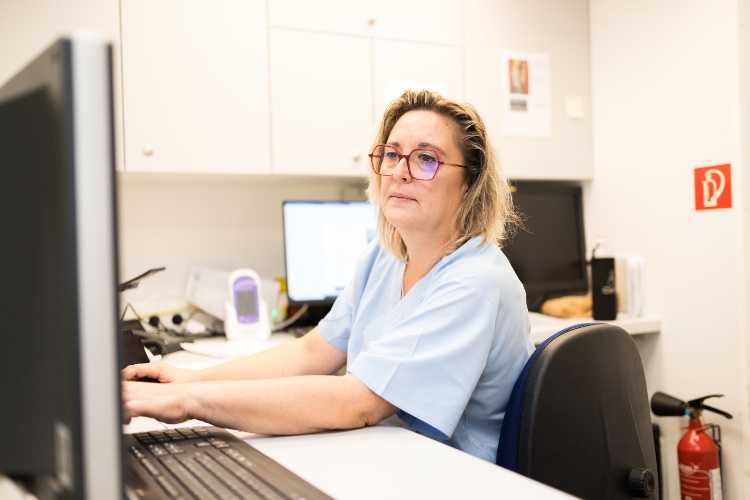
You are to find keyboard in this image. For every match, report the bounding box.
[125,426,333,499]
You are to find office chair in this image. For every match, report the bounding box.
[497,323,658,499]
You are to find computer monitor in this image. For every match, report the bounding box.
[0,35,123,498]
[282,200,377,322]
[503,181,589,311]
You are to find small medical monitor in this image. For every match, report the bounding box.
[502,181,588,311]
[282,201,377,309]
[0,35,123,498]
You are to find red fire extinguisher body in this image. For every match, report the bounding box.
[678,420,722,500]
[651,392,732,500]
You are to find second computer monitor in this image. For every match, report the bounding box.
[503,181,589,311]
[282,200,377,312]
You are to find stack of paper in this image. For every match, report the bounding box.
[615,255,645,318]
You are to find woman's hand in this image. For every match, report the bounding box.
[121,362,201,384]
[122,379,194,424]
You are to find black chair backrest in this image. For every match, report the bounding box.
[497,323,658,499]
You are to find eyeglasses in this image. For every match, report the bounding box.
[369,144,469,181]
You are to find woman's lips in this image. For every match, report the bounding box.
[390,192,414,201]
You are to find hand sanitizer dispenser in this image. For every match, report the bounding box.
[225,268,271,340]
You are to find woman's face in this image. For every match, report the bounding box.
[379,110,469,243]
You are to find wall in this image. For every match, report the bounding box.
[117,174,367,312]
[588,0,750,498]
[0,1,118,83]
[463,0,593,180]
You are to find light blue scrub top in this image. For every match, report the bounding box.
[318,236,534,462]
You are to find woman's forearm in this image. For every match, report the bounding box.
[189,374,389,435]
[196,328,346,382]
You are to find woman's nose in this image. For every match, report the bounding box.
[394,156,412,181]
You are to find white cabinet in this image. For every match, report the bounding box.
[268,0,463,46]
[115,0,591,180]
[268,0,464,177]
[269,30,464,177]
[372,39,464,118]
[120,0,270,174]
[269,29,373,176]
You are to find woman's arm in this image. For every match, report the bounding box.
[121,328,398,433]
[198,327,346,380]
[121,327,346,383]
[122,372,399,435]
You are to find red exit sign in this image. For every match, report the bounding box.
[694,164,732,211]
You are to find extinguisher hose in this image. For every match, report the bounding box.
[652,392,733,419]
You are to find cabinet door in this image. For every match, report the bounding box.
[269,0,462,46]
[121,0,270,173]
[269,28,372,177]
[372,40,464,119]
[268,0,371,37]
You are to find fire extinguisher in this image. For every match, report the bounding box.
[651,392,733,500]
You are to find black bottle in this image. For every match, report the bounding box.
[591,237,617,320]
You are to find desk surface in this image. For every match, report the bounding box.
[125,417,573,499]
[247,425,575,499]
[529,312,660,344]
[172,313,661,361]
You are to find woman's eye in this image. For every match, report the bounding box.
[417,152,438,164]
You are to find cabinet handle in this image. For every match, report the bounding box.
[352,150,361,161]
[367,17,376,26]
[142,144,154,157]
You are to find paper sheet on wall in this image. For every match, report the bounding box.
[500,50,551,138]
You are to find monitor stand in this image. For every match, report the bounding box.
[297,304,333,326]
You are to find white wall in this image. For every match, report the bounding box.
[117,174,367,312]
[0,1,118,84]
[589,0,749,498]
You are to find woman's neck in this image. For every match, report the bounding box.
[401,234,455,296]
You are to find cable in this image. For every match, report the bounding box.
[271,304,309,332]
[121,302,147,325]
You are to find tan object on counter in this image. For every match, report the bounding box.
[541,295,592,318]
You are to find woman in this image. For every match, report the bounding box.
[122,90,533,462]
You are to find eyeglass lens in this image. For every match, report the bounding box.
[372,145,440,180]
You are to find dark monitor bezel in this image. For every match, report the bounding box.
[0,35,123,498]
[503,181,589,310]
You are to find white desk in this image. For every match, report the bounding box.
[528,312,661,344]
[125,417,573,499]
[169,313,661,361]
[247,425,575,499]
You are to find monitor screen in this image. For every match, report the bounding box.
[0,36,123,498]
[502,181,588,311]
[282,201,377,309]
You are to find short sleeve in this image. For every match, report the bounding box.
[348,266,507,439]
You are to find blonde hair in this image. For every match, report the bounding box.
[367,89,518,261]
